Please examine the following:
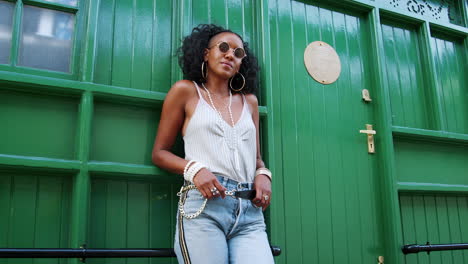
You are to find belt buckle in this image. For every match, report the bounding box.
[225,189,256,200]
[225,190,236,197]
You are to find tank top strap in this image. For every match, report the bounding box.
[241,93,250,114]
[192,81,203,99]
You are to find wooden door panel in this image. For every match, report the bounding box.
[271,1,384,263]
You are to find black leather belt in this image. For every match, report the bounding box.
[228,190,256,200]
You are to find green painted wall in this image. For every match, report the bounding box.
[0,0,467,264]
[88,178,176,264]
[400,193,468,264]
[0,171,72,264]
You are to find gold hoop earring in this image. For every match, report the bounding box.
[201,61,208,80]
[229,72,245,92]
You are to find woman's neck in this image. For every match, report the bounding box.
[204,75,230,97]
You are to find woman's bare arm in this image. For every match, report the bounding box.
[152,80,193,174]
[246,94,272,210]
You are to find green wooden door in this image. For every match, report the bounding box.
[269,1,385,263]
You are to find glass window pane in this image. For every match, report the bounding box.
[0,1,15,64]
[18,5,75,72]
[41,0,78,7]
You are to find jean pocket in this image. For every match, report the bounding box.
[181,189,207,216]
[186,188,204,199]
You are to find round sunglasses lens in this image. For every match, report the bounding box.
[218,42,230,53]
[234,48,245,58]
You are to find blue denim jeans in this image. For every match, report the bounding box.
[174,175,274,264]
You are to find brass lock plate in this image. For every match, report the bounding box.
[359,124,376,154]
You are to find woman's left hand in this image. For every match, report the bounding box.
[253,174,272,211]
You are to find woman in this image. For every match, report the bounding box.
[152,24,274,264]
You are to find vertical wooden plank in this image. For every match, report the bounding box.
[405,27,429,128]
[226,0,244,35]
[307,4,335,264]
[328,9,349,264]
[435,196,454,263]
[412,195,430,264]
[60,178,71,250]
[242,0,254,42]
[400,194,418,264]
[267,0,287,263]
[275,0,302,262]
[131,0,153,91]
[9,175,37,264]
[191,0,209,25]
[111,0,133,87]
[420,22,443,130]
[93,0,115,85]
[0,174,11,245]
[430,35,448,130]
[87,179,107,264]
[291,1,311,263]
[381,24,404,126]
[210,0,227,27]
[457,196,468,263]
[446,196,463,262]
[81,0,101,82]
[105,180,127,264]
[303,5,324,264]
[449,40,467,133]
[394,26,413,126]
[150,183,173,264]
[317,6,336,264]
[127,182,150,264]
[153,0,173,93]
[424,195,443,263]
[34,176,62,264]
[438,38,455,131]
[341,13,364,264]
[433,36,468,134]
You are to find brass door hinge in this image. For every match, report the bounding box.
[359,124,376,154]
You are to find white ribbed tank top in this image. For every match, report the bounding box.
[183,81,257,183]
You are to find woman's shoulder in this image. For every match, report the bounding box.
[170,80,196,93]
[166,80,197,99]
[244,93,258,112]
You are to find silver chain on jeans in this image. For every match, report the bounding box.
[177,185,237,219]
[177,185,207,219]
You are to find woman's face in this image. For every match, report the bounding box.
[204,32,244,80]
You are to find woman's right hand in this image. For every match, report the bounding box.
[193,168,226,199]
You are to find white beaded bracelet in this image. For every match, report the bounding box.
[184,160,195,176]
[255,167,272,181]
[184,161,205,183]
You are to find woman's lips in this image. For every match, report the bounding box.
[221,62,233,68]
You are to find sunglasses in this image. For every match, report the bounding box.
[209,41,246,59]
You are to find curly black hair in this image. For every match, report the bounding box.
[178,24,259,95]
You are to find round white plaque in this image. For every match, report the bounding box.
[304,41,341,84]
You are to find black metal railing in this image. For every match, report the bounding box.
[0,246,281,261]
[402,243,468,254]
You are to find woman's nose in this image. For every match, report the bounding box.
[224,50,235,60]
